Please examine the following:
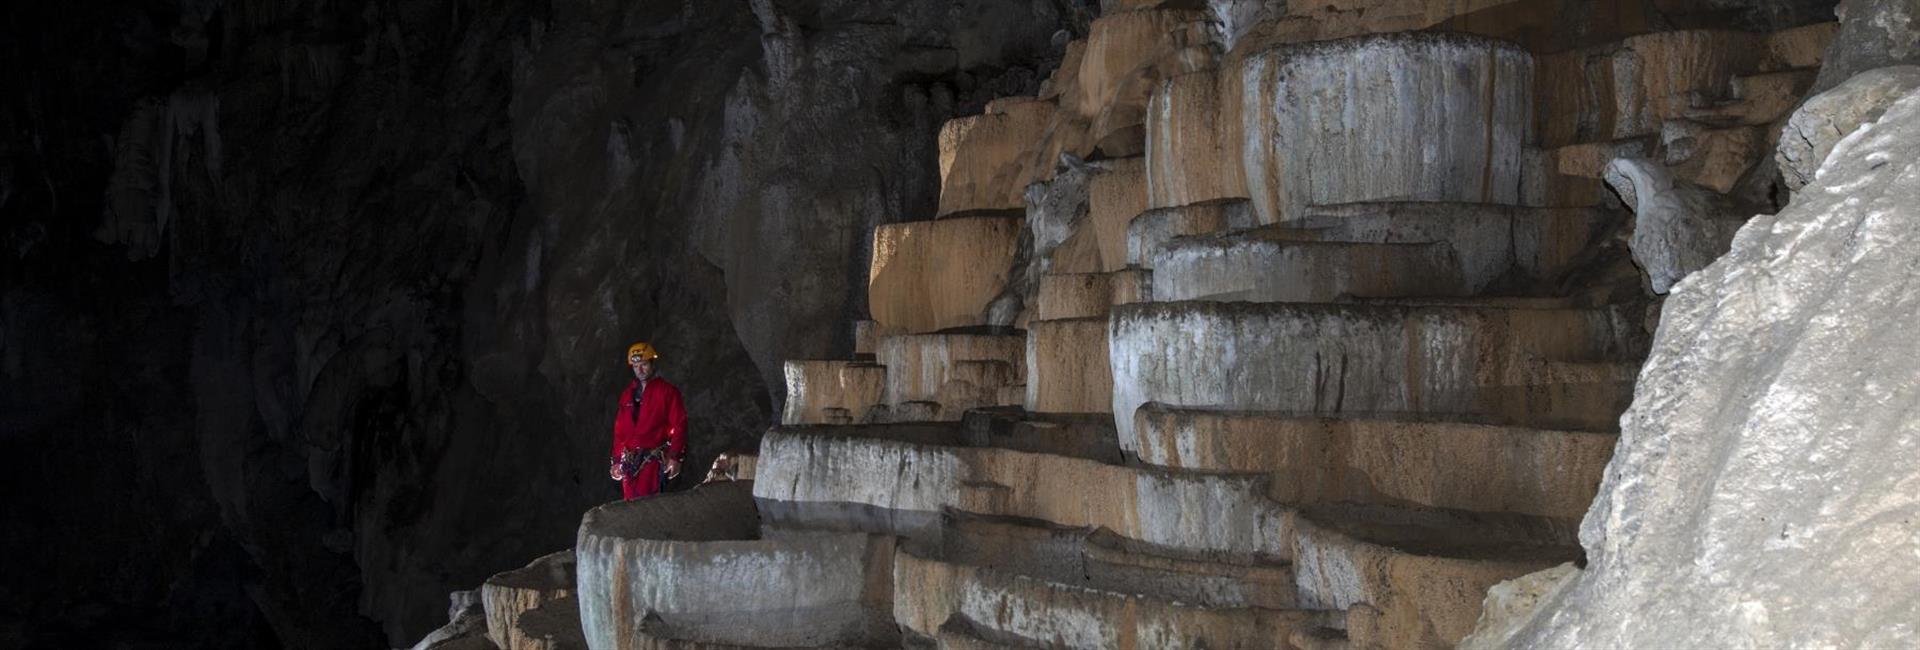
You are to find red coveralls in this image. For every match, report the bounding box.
[611,376,688,500]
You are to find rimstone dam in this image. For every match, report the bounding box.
[11,0,1917,648]
[402,2,1920,648]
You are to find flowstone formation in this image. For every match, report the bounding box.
[413,2,1868,649]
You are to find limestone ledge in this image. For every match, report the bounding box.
[1133,406,1615,519]
[1109,300,1649,453]
[753,429,1294,560]
[574,483,896,649]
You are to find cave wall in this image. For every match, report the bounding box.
[0,0,1072,646]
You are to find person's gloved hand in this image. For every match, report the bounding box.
[609,460,625,481]
[665,458,681,479]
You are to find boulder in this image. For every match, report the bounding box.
[1812,0,1920,92]
[1070,10,1215,151]
[1602,158,1749,293]
[1477,78,1920,650]
[1457,563,1578,650]
[1777,66,1920,191]
[1239,33,1533,223]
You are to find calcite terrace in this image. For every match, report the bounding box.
[405,3,1920,649]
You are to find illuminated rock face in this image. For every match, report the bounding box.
[1070,9,1216,151]
[1146,70,1246,209]
[1026,318,1113,414]
[1239,33,1535,224]
[753,428,1297,558]
[781,360,886,425]
[867,215,1022,334]
[874,331,1026,421]
[1467,80,1920,650]
[937,100,1058,215]
[1109,301,1649,455]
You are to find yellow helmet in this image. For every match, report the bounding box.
[626,341,659,362]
